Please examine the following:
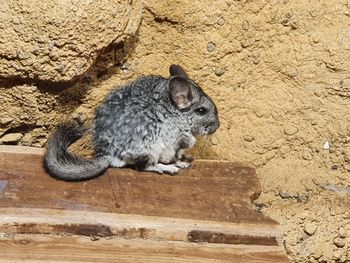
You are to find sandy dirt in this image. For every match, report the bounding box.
[0,1,349,262]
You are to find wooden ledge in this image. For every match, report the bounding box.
[0,146,289,262]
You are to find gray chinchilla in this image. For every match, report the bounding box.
[44,65,220,181]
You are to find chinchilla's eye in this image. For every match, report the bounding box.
[195,107,208,115]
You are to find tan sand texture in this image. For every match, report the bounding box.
[0,1,349,262]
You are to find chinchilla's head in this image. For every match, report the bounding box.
[167,64,220,136]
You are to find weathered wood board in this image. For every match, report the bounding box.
[0,146,289,262]
[0,234,288,263]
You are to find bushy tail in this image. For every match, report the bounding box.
[44,121,110,181]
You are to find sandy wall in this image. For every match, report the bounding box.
[0,1,349,262]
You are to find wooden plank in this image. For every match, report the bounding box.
[0,207,283,246]
[0,146,117,212]
[0,146,289,262]
[0,146,283,244]
[0,146,274,225]
[0,234,289,263]
[107,162,271,224]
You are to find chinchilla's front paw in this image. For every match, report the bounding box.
[175,161,191,169]
[144,163,179,175]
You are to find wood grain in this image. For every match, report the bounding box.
[0,146,117,212]
[107,162,271,224]
[0,207,283,245]
[0,234,289,263]
[0,146,274,225]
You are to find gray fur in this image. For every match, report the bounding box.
[44,65,219,181]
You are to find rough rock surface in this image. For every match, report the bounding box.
[0,0,141,82]
[1,1,350,262]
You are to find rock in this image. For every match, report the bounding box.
[338,227,347,238]
[331,164,338,170]
[333,238,345,248]
[279,191,299,199]
[121,63,133,73]
[207,42,216,52]
[281,18,289,26]
[213,67,225,77]
[216,17,225,26]
[302,149,313,160]
[285,12,293,19]
[279,191,291,198]
[243,135,254,142]
[242,20,249,30]
[210,135,219,146]
[0,133,23,143]
[286,66,298,77]
[284,125,298,135]
[323,141,331,150]
[0,117,14,125]
[321,184,350,193]
[304,222,317,235]
[0,0,142,83]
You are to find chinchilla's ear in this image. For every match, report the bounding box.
[168,77,193,110]
[169,64,189,79]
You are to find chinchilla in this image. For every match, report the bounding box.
[44,65,220,181]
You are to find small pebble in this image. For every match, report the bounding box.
[284,125,298,135]
[0,117,14,125]
[207,42,216,52]
[321,184,350,193]
[338,227,347,238]
[217,17,225,26]
[243,135,254,142]
[302,149,313,160]
[285,11,293,18]
[279,191,293,199]
[213,67,225,77]
[333,238,345,248]
[210,135,219,146]
[331,164,338,170]
[323,141,331,150]
[242,20,249,30]
[286,66,298,77]
[281,18,289,26]
[121,63,132,73]
[0,133,23,143]
[304,222,317,235]
[30,86,38,92]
